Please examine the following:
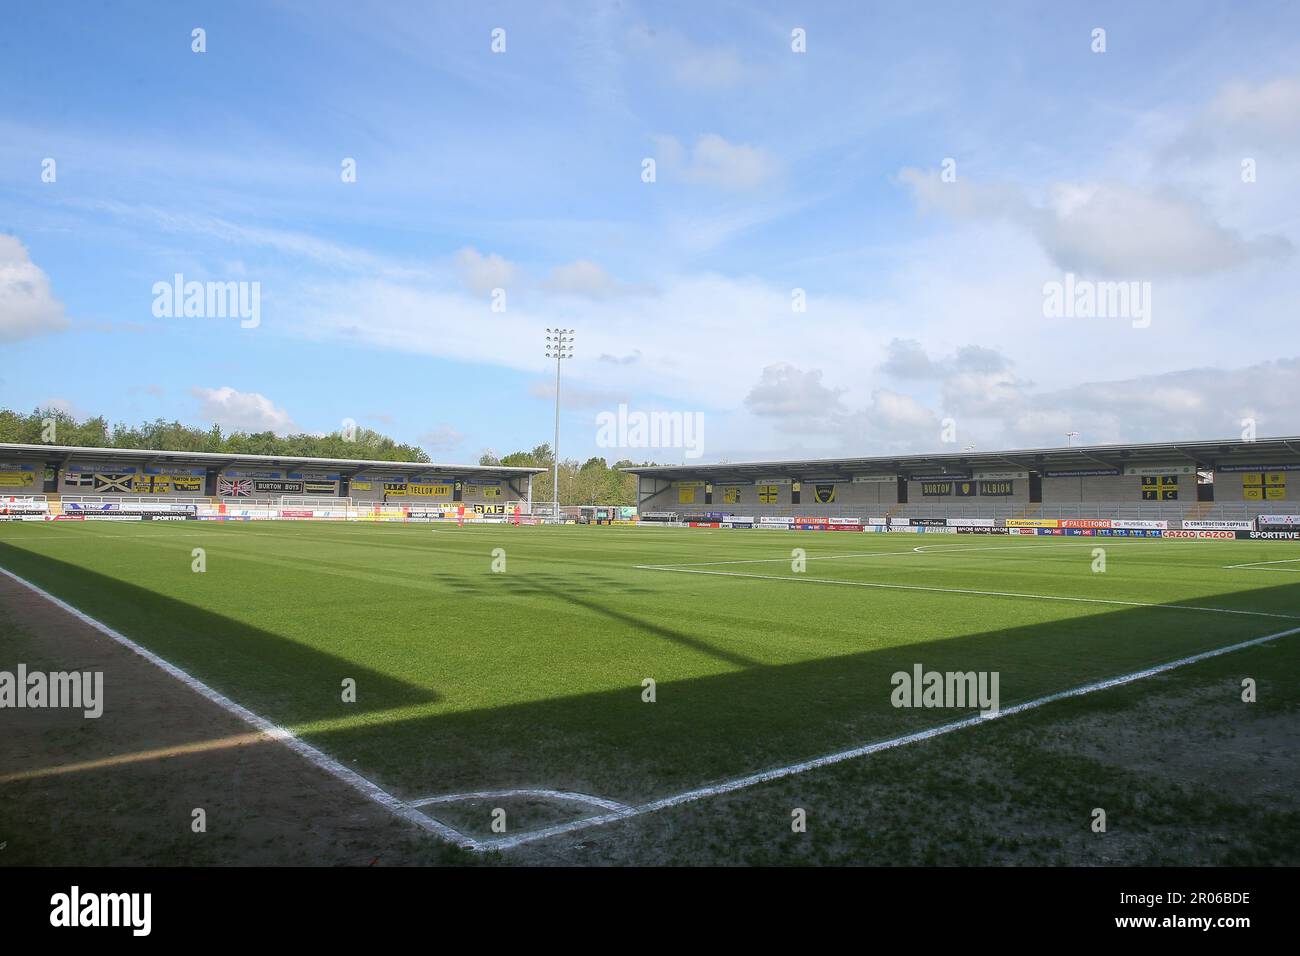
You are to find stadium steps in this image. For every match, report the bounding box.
[1183,501,1213,520]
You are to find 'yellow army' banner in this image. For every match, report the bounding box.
[0,471,35,487]
[722,486,741,504]
[408,483,453,497]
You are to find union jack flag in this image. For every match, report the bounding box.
[218,477,252,497]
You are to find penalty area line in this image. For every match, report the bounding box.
[477,620,1300,852]
[0,566,482,853]
[632,564,1300,622]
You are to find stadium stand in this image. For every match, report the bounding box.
[0,444,545,523]
[622,436,1300,533]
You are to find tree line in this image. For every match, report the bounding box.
[0,407,653,505]
[481,445,647,506]
[0,406,430,463]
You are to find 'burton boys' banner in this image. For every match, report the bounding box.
[253,480,304,494]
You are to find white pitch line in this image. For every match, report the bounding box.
[651,549,921,568]
[478,621,1300,851]
[0,566,482,853]
[655,541,1134,569]
[633,564,1300,622]
[1224,557,1300,572]
[411,789,632,812]
[6,554,1295,856]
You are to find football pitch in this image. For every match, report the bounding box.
[2,521,1299,861]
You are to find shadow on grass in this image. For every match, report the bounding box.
[317,569,1300,800]
[0,541,441,723]
[3,540,1299,807]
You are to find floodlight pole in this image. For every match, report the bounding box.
[1066,431,1079,448]
[544,329,575,517]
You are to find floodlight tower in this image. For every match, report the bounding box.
[544,328,575,516]
[1066,431,1080,448]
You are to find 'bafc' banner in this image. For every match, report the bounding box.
[758,484,781,504]
[1141,476,1179,501]
[93,473,133,493]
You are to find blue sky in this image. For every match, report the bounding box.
[2,1,1298,463]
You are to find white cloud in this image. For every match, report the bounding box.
[191,386,296,434]
[1006,358,1300,446]
[869,339,1300,450]
[1207,75,1300,145]
[745,364,846,426]
[628,26,750,91]
[0,235,68,342]
[899,169,1292,277]
[529,379,626,411]
[656,134,778,191]
[541,259,630,298]
[453,247,518,295]
[419,424,464,450]
[855,388,942,440]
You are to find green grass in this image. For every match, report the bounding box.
[1,520,1298,816]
